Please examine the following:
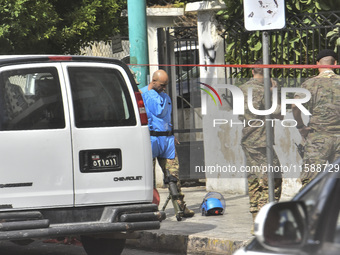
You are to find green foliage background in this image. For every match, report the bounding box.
[0,0,126,54]
[0,0,198,54]
[1,0,339,61]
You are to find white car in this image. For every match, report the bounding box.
[234,158,340,255]
[0,55,165,255]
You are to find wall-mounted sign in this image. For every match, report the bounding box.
[243,0,286,31]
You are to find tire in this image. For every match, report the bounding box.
[80,236,126,255]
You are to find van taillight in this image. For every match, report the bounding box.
[134,92,148,125]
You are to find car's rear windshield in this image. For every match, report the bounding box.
[0,67,65,131]
[68,67,136,128]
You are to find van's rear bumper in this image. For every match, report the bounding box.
[0,204,166,241]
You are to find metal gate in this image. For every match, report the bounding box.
[158,27,204,181]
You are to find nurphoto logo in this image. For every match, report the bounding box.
[201,83,311,116]
[199,82,223,107]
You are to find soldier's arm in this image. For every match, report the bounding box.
[292,95,311,138]
[292,95,304,127]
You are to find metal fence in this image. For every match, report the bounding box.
[223,11,340,84]
[80,37,130,61]
[156,26,201,142]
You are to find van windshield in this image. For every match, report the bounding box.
[68,67,136,128]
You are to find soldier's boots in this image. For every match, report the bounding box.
[250,212,258,235]
[177,200,195,218]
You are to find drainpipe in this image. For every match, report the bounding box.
[127,0,149,88]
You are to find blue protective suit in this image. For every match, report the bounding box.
[141,86,175,159]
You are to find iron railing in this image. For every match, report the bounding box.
[223,11,340,85]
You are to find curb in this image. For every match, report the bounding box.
[125,187,255,254]
[126,231,250,255]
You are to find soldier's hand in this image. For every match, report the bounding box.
[271,78,278,87]
[298,125,312,139]
[270,78,278,93]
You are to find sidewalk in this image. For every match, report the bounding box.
[126,187,255,255]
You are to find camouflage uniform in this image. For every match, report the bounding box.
[295,71,340,186]
[239,79,282,215]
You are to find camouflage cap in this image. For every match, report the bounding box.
[316,49,337,62]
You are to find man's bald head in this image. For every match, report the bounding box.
[153,69,168,79]
[149,70,169,93]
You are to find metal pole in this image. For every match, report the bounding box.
[127,0,149,88]
[262,31,275,202]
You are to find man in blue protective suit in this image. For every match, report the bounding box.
[141,70,194,217]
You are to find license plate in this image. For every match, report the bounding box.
[79,149,122,173]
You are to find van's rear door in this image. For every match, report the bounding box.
[0,63,73,209]
[61,62,153,206]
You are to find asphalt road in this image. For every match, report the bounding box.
[0,240,175,255]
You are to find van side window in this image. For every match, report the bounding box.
[0,68,65,130]
[68,67,136,128]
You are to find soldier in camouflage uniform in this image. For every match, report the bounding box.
[293,49,340,187]
[239,60,282,227]
[141,70,194,217]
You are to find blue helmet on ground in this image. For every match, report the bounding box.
[200,192,226,216]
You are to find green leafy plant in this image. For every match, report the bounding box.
[327,23,340,52]
[0,0,126,54]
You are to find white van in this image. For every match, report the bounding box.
[0,55,165,255]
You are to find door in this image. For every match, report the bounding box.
[61,62,152,206]
[0,63,73,209]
